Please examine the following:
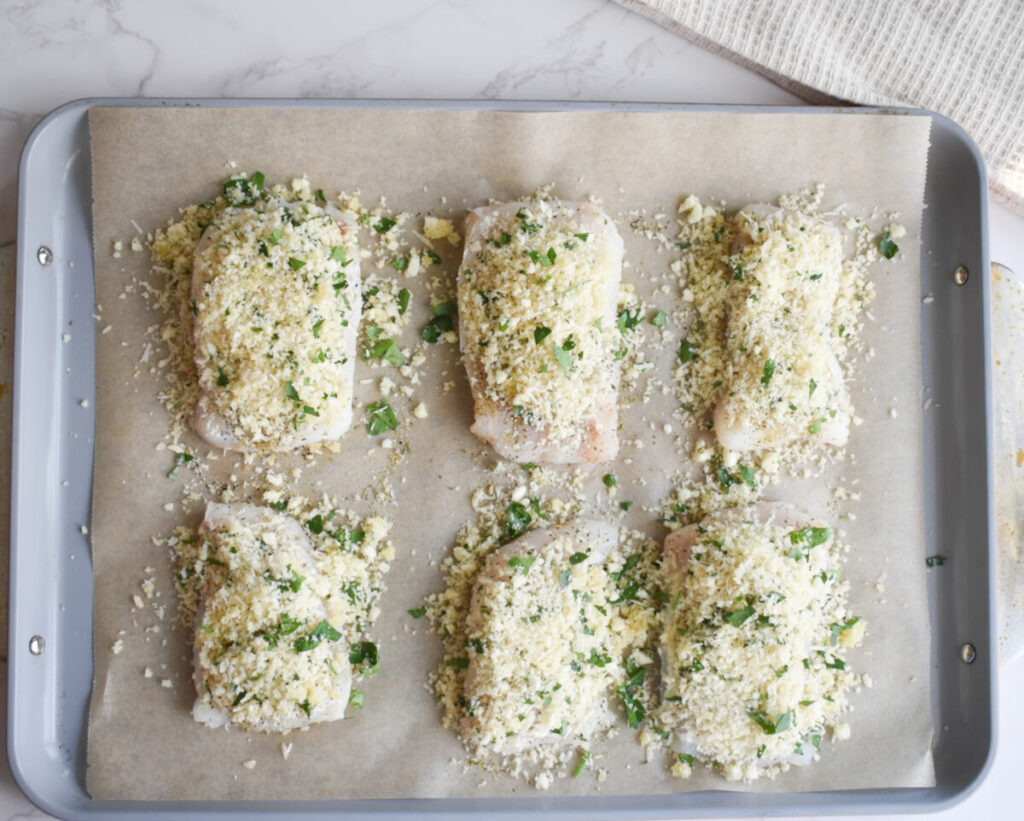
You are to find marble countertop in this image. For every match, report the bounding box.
[1,0,1021,818]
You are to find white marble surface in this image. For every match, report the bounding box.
[0,0,1021,818]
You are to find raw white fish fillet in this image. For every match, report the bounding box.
[461,519,619,755]
[662,502,836,774]
[192,502,352,732]
[458,200,623,464]
[191,201,360,452]
[713,204,850,452]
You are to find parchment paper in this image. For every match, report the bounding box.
[86,106,933,800]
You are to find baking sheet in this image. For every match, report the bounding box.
[85,106,933,800]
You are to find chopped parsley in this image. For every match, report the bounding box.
[617,307,641,333]
[366,401,399,435]
[390,256,409,271]
[294,620,342,653]
[725,603,756,627]
[761,359,776,387]
[422,301,456,343]
[216,365,229,387]
[373,217,396,233]
[516,208,541,233]
[407,607,427,619]
[368,337,406,367]
[926,555,947,567]
[553,341,574,375]
[603,473,617,487]
[349,641,379,670]
[166,451,193,479]
[527,247,557,267]
[397,288,411,315]
[616,658,647,728]
[288,257,306,271]
[679,338,698,363]
[748,708,794,735]
[504,501,532,542]
[508,555,536,574]
[650,310,668,327]
[879,231,899,259]
[534,326,552,344]
[737,463,756,488]
[222,171,265,206]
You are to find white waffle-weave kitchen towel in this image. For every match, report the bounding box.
[616,0,1024,214]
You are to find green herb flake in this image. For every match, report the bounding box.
[650,310,668,327]
[569,551,589,565]
[725,604,756,627]
[508,555,536,574]
[288,257,306,271]
[534,326,552,344]
[617,307,641,334]
[446,656,470,670]
[553,342,574,376]
[348,641,379,670]
[616,659,647,728]
[366,400,399,435]
[373,217,397,234]
[620,501,633,511]
[216,366,229,387]
[369,338,406,367]
[166,451,194,479]
[572,750,591,777]
[390,256,409,271]
[738,463,756,489]
[879,231,899,259]
[312,319,325,338]
[422,301,456,343]
[679,338,698,363]
[603,473,617,487]
[267,228,283,245]
[307,514,325,534]
[809,378,818,398]
[285,381,300,403]
[349,689,365,708]
[761,359,776,387]
[504,501,532,542]
[397,288,411,315]
[926,555,947,567]
[808,417,826,434]
[294,620,343,653]
[407,607,427,619]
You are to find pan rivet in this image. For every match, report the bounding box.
[28,635,45,655]
[960,642,976,664]
[37,246,53,266]
[953,265,969,285]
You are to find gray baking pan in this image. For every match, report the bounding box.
[8,99,995,819]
